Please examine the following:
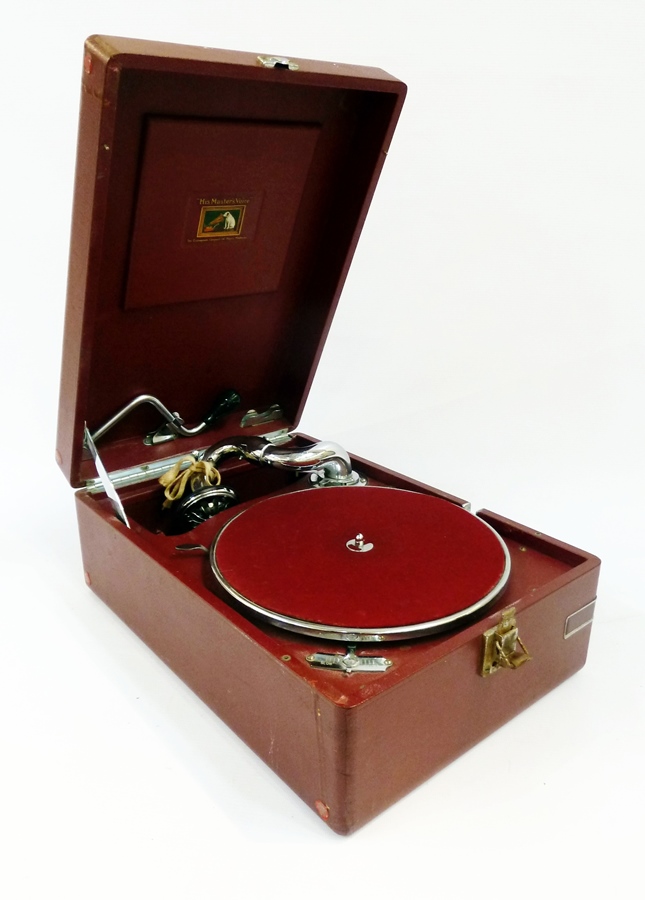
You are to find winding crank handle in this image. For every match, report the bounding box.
[89,389,241,445]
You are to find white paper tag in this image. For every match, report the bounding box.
[83,425,131,529]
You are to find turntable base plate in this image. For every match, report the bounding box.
[211,486,509,638]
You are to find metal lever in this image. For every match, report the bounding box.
[89,389,241,446]
[306,646,392,674]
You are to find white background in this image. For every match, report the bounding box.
[2,2,644,896]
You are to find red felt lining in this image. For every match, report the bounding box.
[213,487,508,629]
[124,117,322,309]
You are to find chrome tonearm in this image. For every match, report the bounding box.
[201,435,362,486]
[164,436,363,534]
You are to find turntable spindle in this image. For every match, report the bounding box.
[346,533,374,552]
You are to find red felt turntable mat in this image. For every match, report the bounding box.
[212,487,509,631]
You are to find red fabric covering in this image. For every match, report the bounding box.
[214,487,507,629]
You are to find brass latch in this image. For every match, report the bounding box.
[481,607,531,677]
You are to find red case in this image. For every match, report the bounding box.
[57,35,600,835]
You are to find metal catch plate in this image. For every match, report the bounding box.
[481,607,531,677]
[256,55,299,70]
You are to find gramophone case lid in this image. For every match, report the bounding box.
[56,35,406,487]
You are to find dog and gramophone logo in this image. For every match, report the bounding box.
[196,197,248,239]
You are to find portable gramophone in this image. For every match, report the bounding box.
[57,35,600,834]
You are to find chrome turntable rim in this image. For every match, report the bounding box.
[209,486,511,642]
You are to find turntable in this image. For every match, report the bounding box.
[56,36,600,834]
[210,484,510,642]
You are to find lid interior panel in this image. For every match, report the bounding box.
[60,48,404,485]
